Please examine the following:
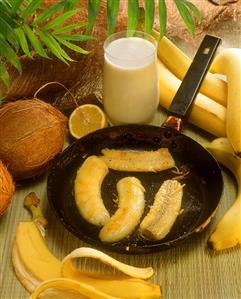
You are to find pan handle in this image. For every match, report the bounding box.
[162,35,221,132]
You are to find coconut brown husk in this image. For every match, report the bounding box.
[0,99,67,181]
[4,0,241,104]
[0,160,15,216]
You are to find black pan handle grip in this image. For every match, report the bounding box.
[167,35,221,121]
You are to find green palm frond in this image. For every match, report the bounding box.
[107,0,120,35]
[89,0,201,39]
[86,0,101,33]
[127,0,140,36]
[145,0,155,34]
[158,0,167,39]
[0,0,91,102]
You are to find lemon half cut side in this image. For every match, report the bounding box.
[69,104,108,139]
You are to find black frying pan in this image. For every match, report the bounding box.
[47,35,223,254]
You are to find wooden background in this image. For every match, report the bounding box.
[0,19,241,299]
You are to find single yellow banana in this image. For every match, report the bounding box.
[152,30,227,106]
[211,49,241,156]
[74,155,110,227]
[12,194,161,298]
[99,177,145,243]
[205,137,241,250]
[157,59,226,137]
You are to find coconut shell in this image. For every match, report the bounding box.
[0,160,15,216]
[0,99,67,181]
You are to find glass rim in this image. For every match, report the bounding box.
[103,30,157,62]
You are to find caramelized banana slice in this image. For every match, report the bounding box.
[99,177,145,243]
[140,180,184,240]
[75,156,110,226]
[100,148,175,172]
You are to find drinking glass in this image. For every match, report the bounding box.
[103,31,159,125]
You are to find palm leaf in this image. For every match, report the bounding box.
[62,0,79,12]
[21,0,43,21]
[144,0,155,34]
[10,0,25,13]
[52,22,87,35]
[33,2,64,25]
[0,16,19,50]
[87,0,101,33]
[15,27,31,57]
[44,9,79,31]
[107,0,120,35]
[1,0,14,15]
[23,24,49,58]
[0,35,21,72]
[174,0,195,36]
[128,0,140,36]
[55,35,89,54]
[0,62,11,90]
[184,0,201,24]
[36,29,73,64]
[57,34,95,42]
[158,0,167,39]
[0,2,19,27]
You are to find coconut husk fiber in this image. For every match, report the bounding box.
[4,0,241,106]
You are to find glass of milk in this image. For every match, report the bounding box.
[103,31,159,125]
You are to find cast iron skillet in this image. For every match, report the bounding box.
[47,35,223,254]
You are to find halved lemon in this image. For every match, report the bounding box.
[68,104,107,139]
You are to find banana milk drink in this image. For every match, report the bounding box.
[103,34,159,125]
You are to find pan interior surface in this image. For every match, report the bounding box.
[47,125,223,254]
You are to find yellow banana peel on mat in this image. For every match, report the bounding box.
[13,220,161,299]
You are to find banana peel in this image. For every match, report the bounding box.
[205,137,241,250]
[29,278,122,299]
[12,193,161,299]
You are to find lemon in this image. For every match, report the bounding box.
[68,104,107,139]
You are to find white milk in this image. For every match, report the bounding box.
[103,36,159,125]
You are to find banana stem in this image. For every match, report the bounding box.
[24,192,47,228]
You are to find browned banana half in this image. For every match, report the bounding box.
[140,180,184,240]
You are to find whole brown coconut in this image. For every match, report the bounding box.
[0,160,15,216]
[0,99,67,180]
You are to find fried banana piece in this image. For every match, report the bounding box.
[140,180,184,240]
[100,148,175,172]
[75,156,110,227]
[99,177,145,243]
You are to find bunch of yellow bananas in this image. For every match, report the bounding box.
[155,32,241,251]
